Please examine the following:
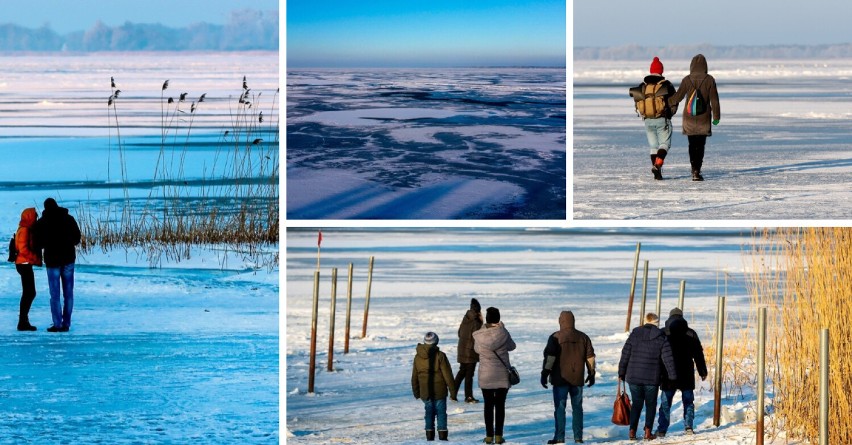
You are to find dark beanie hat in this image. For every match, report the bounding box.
[650,56,664,75]
[424,331,439,345]
[485,307,500,324]
[670,307,684,317]
[44,198,58,210]
[470,298,481,312]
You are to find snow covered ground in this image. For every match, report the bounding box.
[0,53,279,443]
[573,59,852,220]
[285,228,800,444]
[287,68,566,219]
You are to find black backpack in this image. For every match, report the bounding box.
[7,234,17,263]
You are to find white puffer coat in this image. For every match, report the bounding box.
[473,322,516,389]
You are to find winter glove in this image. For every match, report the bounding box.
[585,372,595,387]
[712,119,720,126]
[540,370,550,389]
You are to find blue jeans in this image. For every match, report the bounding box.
[628,383,659,431]
[47,263,75,329]
[552,384,583,442]
[644,117,672,153]
[423,398,447,431]
[657,389,695,433]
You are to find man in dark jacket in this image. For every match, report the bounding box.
[454,298,483,403]
[656,308,708,437]
[541,311,595,444]
[630,57,679,180]
[412,332,455,441]
[618,312,678,440]
[34,198,81,332]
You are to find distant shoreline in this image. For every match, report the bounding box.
[575,43,852,60]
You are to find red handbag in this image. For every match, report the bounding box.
[611,379,632,426]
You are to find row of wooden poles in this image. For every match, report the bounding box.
[308,256,375,394]
[625,243,830,445]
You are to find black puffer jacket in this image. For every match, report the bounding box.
[618,323,678,386]
[34,206,81,267]
[661,315,708,391]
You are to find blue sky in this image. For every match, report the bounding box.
[575,0,852,47]
[0,0,279,33]
[287,0,566,67]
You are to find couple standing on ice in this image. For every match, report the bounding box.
[11,198,81,332]
[631,54,722,181]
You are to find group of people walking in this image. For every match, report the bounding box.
[631,53,721,181]
[11,198,81,332]
[411,302,707,443]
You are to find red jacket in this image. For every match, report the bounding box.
[15,208,42,266]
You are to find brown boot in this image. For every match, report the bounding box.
[438,430,448,441]
[629,429,637,440]
[644,427,656,440]
[426,430,435,441]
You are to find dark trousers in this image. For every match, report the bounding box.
[454,362,477,399]
[628,383,659,432]
[16,264,36,326]
[482,387,509,437]
[688,135,707,173]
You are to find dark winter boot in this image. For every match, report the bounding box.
[629,429,637,440]
[426,430,435,441]
[692,170,704,181]
[651,152,665,180]
[644,427,656,440]
[17,323,36,331]
[438,430,448,441]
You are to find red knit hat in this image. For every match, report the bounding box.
[650,57,664,75]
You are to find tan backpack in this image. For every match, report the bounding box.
[635,80,667,119]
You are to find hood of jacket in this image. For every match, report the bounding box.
[19,208,37,228]
[690,54,708,75]
[473,322,511,350]
[416,343,438,359]
[559,311,575,331]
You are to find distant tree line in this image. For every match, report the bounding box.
[0,9,277,52]
[575,43,852,60]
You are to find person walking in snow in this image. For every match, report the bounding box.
[655,308,708,437]
[618,312,678,440]
[473,307,516,444]
[629,56,679,180]
[13,207,42,331]
[668,54,721,181]
[541,310,596,444]
[412,331,456,441]
[33,197,81,332]
[455,298,483,404]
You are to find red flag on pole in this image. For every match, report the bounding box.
[318,230,323,247]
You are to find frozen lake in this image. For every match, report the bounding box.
[0,52,279,443]
[286,68,566,219]
[573,59,852,220]
[285,228,783,444]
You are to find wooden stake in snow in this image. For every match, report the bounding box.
[655,268,663,318]
[678,280,686,311]
[361,256,375,339]
[638,260,649,328]
[308,271,320,393]
[625,242,641,332]
[344,263,354,354]
[327,268,338,372]
[820,328,829,445]
[757,307,767,445]
[713,295,726,427]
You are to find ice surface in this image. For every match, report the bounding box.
[574,59,852,220]
[285,228,799,444]
[287,68,566,219]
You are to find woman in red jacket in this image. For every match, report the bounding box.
[15,207,42,331]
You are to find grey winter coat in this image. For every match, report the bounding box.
[669,54,721,136]
[457,309,483,364]
[618,323,678,386]
[473,322,516,389]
